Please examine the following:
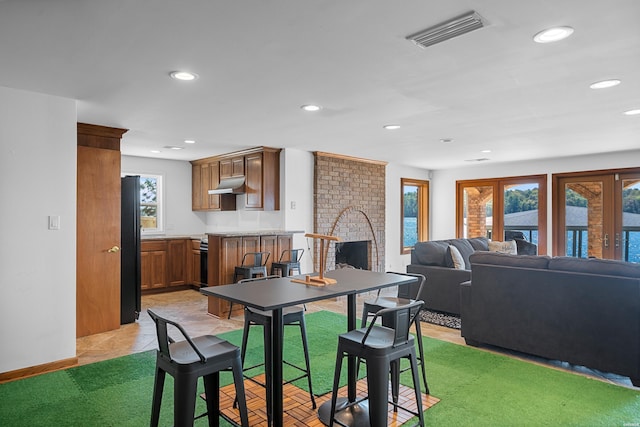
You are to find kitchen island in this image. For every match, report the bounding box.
[205,230,304,318]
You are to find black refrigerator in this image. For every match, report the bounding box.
[121,175,141,324]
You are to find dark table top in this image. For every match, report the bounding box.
[200,269,416,311]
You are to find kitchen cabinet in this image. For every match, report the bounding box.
[245,148,280,210]
[206,232,296,317]
[220,155,245,179]
[167,239,187,287]
[191,160,235,211]
[191,147,281,212]
[141,240,168,290]
[141,238,200,291]
[188,239,201,285]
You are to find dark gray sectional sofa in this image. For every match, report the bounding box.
[461,251,640,386]
[405,236,537,315]
[405,237,489,315]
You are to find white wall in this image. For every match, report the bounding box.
[385,163,431,272]
[431,150,640,247]
[282,149,314,274]
[0,87,77,373]
[121,155,206,236]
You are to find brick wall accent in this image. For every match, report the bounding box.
[312,152,386,272]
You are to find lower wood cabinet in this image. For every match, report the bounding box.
[141,238,195,292]
[141,240,168,290]
[206,233,294,318]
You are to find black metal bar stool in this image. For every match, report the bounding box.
[233,251,270,283]
[147,309,249,427]
[234,275,316,424]
[329,300,425,427]
[229,252,271,318]
[360,272,429,396]
[270,248,304,277]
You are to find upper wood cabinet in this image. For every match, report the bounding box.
[191,147,281,212]
[220,155,245,179]
[191,160,235,211]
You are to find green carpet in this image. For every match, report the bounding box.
[1,310,639,426]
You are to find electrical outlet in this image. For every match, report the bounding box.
[290,201,296,210]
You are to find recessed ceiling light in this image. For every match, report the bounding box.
[163,145,184,150]
[184,139,196,144]
[383,124,401,130]
[301,104,321,112]
[150,150,161,153]
[440,138,453,143]
[589,79,621,89]
[169,71,198,81]
[623,109,640,116]
[533,26,574,43]
[481,149,492,153]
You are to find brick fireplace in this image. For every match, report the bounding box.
[312,152,386,272]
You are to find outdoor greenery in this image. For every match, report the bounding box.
[403,189,418,217]
[140,177,157,217]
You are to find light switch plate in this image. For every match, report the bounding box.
[48,215,61,230]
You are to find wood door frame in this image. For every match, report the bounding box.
[456,175,547,254]
[552,167,640,258]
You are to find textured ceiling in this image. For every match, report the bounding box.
[0,0,638,169]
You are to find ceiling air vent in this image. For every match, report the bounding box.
[407,11,486,49]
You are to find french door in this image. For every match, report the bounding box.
[553,169,640,262]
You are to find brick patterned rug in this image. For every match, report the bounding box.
[418,309,461,329]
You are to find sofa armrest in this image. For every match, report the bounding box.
[406,264,470,315]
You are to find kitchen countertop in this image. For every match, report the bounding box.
[205,230,305,238]
[141,235,204,241]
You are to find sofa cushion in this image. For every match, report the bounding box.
[413,240,451,266]
[467,236,489,251]
[470,251,551,269]
[447,239,476,269]
[447,245,466,270]
[548,256,640,278]
[488,240,517,254]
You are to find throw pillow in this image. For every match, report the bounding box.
[447,245,466,270]
[488,240,517,255]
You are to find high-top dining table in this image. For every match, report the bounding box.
[200,269,417,427]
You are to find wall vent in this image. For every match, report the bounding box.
[407,11,486,49]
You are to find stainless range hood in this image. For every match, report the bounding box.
[208,176,246,195]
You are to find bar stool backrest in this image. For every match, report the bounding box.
[362,300,424,348]
[148,309,207,363]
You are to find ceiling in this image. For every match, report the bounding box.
[1,0,638,170]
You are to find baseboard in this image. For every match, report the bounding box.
[0,356,78,384]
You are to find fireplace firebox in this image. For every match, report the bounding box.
[335,240,370,270]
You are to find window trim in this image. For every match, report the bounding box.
[401,178,429,255]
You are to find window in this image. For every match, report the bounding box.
[457,175,547,254]
[401,178,429,254]
[123,173,163,234]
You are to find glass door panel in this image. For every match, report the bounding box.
[461,185,493,239]
[620,177,640,263]
[503,183,539,245]
[556,175,614,259]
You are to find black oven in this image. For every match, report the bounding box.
[199,237,208,286]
